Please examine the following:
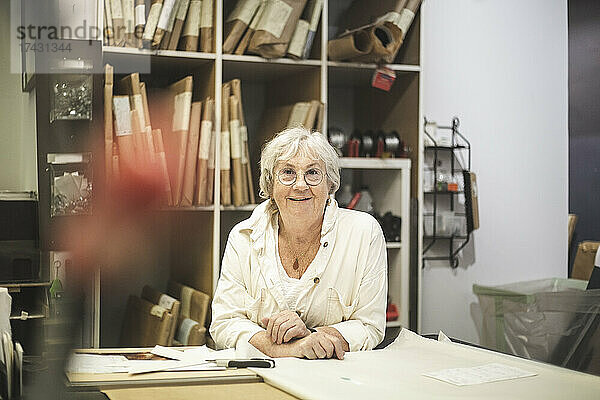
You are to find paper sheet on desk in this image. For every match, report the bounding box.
[423,363,537,386]
[66,354,130,373]
[126,360,225,372]
[128,345,236,374]
[66,347,236,374]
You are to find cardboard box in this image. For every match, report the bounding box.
[571,241,600,281]
[463,171,479,233]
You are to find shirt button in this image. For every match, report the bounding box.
[323,242,328,247]
[313,277,320,284]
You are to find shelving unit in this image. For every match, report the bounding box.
[32,0,422,346]
[422,117,472,269]
[337,157,411,328]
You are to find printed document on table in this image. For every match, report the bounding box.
[127,359,225,372]
[66,354,130,373]
[423,363,537,386]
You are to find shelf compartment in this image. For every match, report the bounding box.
[328,70,420,196]
[8,285,49,321]
[339,157,411,170]
[327,0,421,66]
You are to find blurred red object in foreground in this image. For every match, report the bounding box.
[386,303,399,322]
[61,161,164,270]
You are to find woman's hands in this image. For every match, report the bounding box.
[261,310,310,344]
[258,311,348,360]
[294,330,346,360]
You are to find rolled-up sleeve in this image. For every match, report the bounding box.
[210,234,264,349]
[329,222,387,351]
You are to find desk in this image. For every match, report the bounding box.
[251,329,600,400]
[67,369,260,390]
[66,347,297,399]
[102,383,297,400]
[66,347,260,390]
[68,333,600,399]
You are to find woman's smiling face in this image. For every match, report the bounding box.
[272,153,329,223]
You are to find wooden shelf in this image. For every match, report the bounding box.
[424,145,467,150]
[158,206,215,212]
[0,282,51,288]
[103,46,215,76]
[223,54,321,82]
[221,204,259,212]
[328,61,420,72]
[157,204,260,212]
[223,54,321,67]
[424,191,464,195]
[328,62,419,87]
[339,157,411,170]
[10,313,45,321]
[424,235,469,240]
[0,191,37,201]
[103,46,216,60]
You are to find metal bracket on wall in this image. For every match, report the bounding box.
[422,117,472,269]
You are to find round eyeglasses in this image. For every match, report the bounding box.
[277,167,324,186]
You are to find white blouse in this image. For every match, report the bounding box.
[275,233,318,310]
[210,196,388,352]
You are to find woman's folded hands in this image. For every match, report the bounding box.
[294,330,346,360]
[262,310,310,344]
[258,310,348,360]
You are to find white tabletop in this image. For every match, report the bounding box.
[251,329,600,400]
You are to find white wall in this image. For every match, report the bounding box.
[0,1,37,192]
[421,0,568,343]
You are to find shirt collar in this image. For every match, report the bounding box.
[242,195,339,250]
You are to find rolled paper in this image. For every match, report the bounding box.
[327,30,373,61]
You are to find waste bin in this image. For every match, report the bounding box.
[473,278,600,367]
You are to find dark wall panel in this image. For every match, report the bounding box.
[569,0,600,264]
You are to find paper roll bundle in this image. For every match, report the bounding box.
[223,0,262,54]
[141,285,181,346]
[358,20,403,63]
[329,17,402,63]
[248,0,307,59]
[327,30,374,62]
[327,0,422,64]
[175,318,207,345]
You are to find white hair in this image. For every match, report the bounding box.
[259,127,340,200]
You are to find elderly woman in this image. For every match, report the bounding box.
[210,127,387,359]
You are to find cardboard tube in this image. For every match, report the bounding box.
[195,98,213,205]
[327,30,373,61]
[220,84,232,206]
[153,129,174,206]
[229,96,245,206]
